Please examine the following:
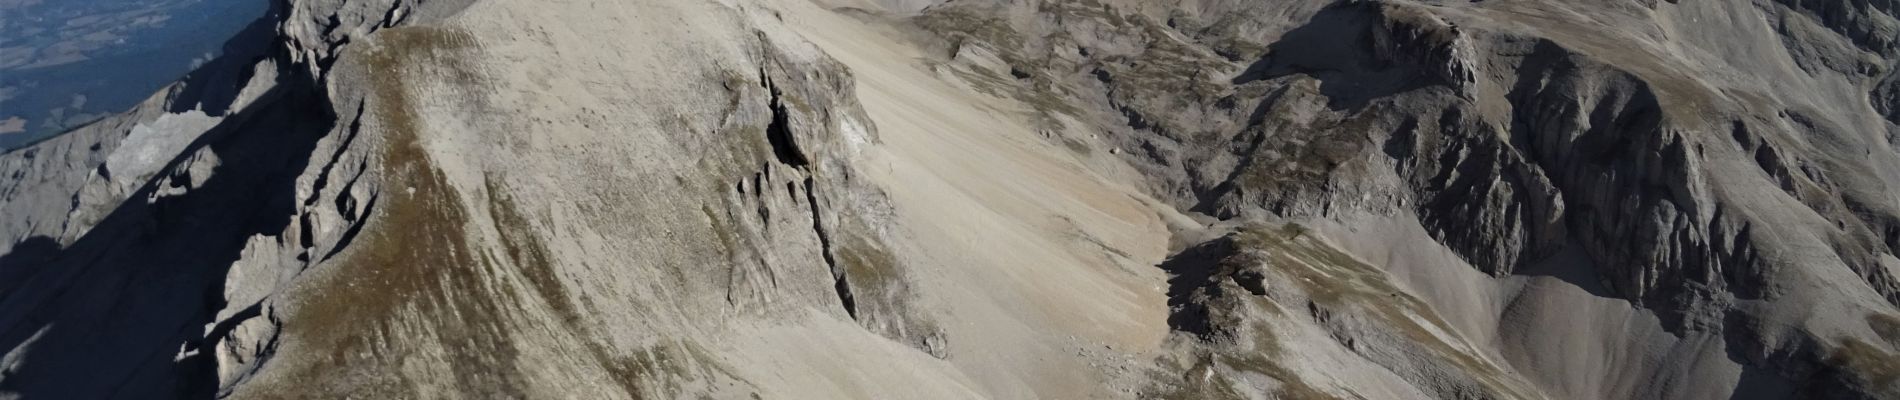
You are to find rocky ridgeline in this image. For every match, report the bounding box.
[919,0,1900,397]
[5,0,1900,398]
[0,0,941,397]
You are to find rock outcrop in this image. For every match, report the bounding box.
[914,0,1900,397]
[4,0,945,397]
[5,0,1900,398]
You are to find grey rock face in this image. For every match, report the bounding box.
[914,0,1900,397]
[2,0,940,397]
[6,0,1900,398]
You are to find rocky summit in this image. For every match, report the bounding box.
[3,0,1900,398]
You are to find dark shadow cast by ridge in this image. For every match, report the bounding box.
[0,237,61,299]
[1509,245,1616,299]
[1230,2,1443,112]
[0,39,330,399]
[165,3,282,117]
[1721,308,1802,400]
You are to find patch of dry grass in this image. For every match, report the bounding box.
[1232,223,1529,399]
[277,26,542,398]
[1870,313,1900,345]
[1831,337,1900,395]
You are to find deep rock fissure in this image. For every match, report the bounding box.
[763,79,810,167]
[758,64,857,320]
[302,102,368,209]
[803,175,858,320]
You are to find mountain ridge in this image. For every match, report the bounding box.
[3,0,1899,398]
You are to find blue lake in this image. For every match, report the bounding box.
[0,0,267,150]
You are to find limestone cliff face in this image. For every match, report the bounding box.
[916,0,1900,397]
[6,0,1900,398]
[0,0,939,397]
